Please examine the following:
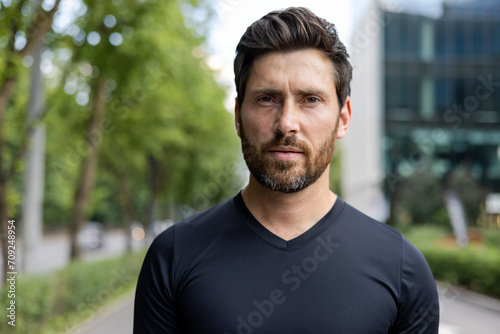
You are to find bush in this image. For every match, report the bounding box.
[481,228,500,249]
[0,250,146,334]
[421,247,500,298]
[394,172,445,225]
[402,226,500,299]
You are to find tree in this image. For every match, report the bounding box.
[0,0,62,281]
[2,0,241,268]
[42,0,239,258]
[391,171,445,226]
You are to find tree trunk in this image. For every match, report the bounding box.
[0,79,17,122]
[69,78,105,260]
[116,168,135,252]
[144,155,162,242]
[0,0,62,283]
[22,40,46,274]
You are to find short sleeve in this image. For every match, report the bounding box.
[133,228,183,333]
[390,236,440,333]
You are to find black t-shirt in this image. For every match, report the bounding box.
[134,193,439,333]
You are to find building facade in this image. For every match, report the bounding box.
[342,0,500,222]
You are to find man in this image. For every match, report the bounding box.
[134,7,439,333]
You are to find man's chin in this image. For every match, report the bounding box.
[252,170,312,193]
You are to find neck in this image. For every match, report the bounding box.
[241,168,337,241]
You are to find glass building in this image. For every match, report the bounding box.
[384,0,500,189]
[343,0,500,221]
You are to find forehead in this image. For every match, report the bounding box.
[246,48,337,93]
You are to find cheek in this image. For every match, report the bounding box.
[242,115,271,139]
[304,118,337,146]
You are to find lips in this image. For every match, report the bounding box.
[268,146,304,161]
[269,146,303,154]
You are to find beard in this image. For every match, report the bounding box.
[239,118,339,193]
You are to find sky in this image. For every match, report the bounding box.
[204,0,362,110]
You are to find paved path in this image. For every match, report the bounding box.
[438,282,500,334]
[72,283,500,334]
[0,229,146,280]
[71,294,135,334]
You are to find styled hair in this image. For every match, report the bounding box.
[234,7,352,109]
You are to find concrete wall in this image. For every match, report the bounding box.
[341,0,388,222]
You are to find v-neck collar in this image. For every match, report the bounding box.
[234,191,346,251]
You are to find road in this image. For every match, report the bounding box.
[0,228,146,279]
[73,283,500,334]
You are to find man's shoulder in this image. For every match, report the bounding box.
[152,195,238,248]
[340,200,402,241]
[179,195,237,228]
[340,200,430,267]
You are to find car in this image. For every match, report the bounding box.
[152,220,174,238]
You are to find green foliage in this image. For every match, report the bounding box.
[403,226,500,299]
[447,168,488,226]
[36,0,240,227]
[329,145,342,196]
[0,250,145,333]
[3,0,240,228]
[398,225,449,247]
[0,57,31,216]
[391,167,487,228]
[481,227,500,249]
[393,171,446,225]
[422,247,500,299]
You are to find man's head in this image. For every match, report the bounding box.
[234,7,352,193]
[234,7,352,110]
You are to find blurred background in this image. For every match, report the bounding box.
[0,0,499,333]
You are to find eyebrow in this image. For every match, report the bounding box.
[296,88,328,97]
[248,88,281,96]
[248,87,328,97]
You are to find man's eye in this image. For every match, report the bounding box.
[258,97,273,103]
[305,97,319,103]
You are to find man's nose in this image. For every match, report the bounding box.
[274,100,300,136]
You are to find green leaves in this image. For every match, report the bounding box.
[40,0,240,226]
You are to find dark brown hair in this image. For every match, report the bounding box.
[234,7,352,109]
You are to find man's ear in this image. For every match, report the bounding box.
[336,97,352,139]
[235,98,241,137]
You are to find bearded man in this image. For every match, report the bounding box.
[134,7,439,334]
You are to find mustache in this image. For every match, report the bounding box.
[261,134,310,155]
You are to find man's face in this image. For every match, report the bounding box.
[235,48,350,193]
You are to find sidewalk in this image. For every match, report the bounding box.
[71,292,135,334]
[436,281,500,313]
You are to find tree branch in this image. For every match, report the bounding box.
[20,0,62,57]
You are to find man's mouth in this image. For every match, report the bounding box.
[268,146,304,161]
